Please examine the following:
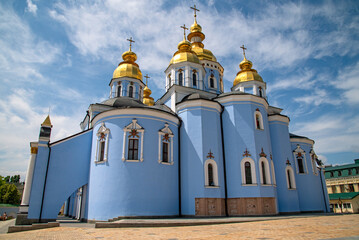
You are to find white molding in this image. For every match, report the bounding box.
[204,159,219,187]
[309,149,319,175]
[285,165,296,189]
[290,137,314,145]
[259,157,271,185]
[293,144,308,174]
[158,123,174,165]
[241,157,257,185]
[268,115,289,124]
[122,119,144,162]
[176,99,222,113]
[254,110,264,130]
[271,160,276,185]
[216,94,268,110]
[95,122,110,162]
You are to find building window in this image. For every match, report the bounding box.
[254,110,264,130]
[168,74,172,87]
[192,73,197,87]
[285,166,296,189]
[128,139,139,160]
[259,87,263,97]
[210,77,214,88]
[340,185,345,193]
[204,159,218,187]
[179,72,183,86]
[332,185,337,193]
[117,85,121,97]
[259,158,271,185]
[330,172,334,177]
[158,123,174,165]
[122,119,144,162]
[293,145,308,174]
[348,184,354,192]
[338,171,342,177]
[128,86,134,98]
[297,157,305,173]
[241,157,257,185]
[348,169,352,175]
[244,162,252,184]
[95,122,110,163]
[343,203,351,208]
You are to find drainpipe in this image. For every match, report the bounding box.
[39,143,52,222]
[319,167,328,212]
[178,119,182,217]
[219,105,229,216]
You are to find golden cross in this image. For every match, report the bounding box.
[190,4,200,19]
[180,24,188,39]
[240,44,247,58]
[144,74,150,85]
[127,37,135,51]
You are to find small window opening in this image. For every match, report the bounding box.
[208,164,214,186]
[245,162,252,184]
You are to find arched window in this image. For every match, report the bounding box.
[297,157,304,174]
[261,162,267,184]
[259,157,271,185]
[293,145,308,174]
[129,86,134,98]
[259,87,263,97]
[210,77,214,88]
[117,85,121,97]
[245,162,252,184]
[158,123,174,165]
[286,166,296,189]
[254,111,264,130]
[208,164,214,186]
[241,157,257,185]
[179,72,183,86]
[204,159,218,187]
[95,122,110,163]
[192,73,197,87]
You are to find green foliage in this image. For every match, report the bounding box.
[0,184,20,205]
[4,176,10,183]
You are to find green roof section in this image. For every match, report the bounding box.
[329,192,359,200]
[324,159,359,179]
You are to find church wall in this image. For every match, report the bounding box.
[32,130,93,220]
[268,120,300,213]
[291,142,328,212]
[203,68,221,94]
[179,103,225,216]
[87,112,179,221]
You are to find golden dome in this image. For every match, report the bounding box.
[113,50,142,81]
[233,57,263,86]
[170,39,200,65]
[143,85,154,106]
[192,46,217,61]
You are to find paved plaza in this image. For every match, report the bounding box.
[0,214,358,239]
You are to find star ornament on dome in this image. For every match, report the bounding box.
[129,129,139,138]
[207,150,214,159]
[162,133,170,142]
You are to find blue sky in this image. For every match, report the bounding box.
[1,0,358,180]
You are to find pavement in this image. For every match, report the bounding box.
[0,214,358,239]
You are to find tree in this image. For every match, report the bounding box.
[4,176,10,183]
[0,184,20,205]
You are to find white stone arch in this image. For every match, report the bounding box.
[240,157,257,185]
[204,159,219,187]
[285,165,296,189]
[254,109,264,130]
[122,119,144,162]
[207,74,217,89]
[158,123,174,165]
[95,122,110,163]
[259,157,271,185]
[271,160,276,185]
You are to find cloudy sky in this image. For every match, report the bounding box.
[1,0,358,180]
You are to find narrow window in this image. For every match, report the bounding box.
[129,86,133,98]
[168,74,171,87]
[349,184,354,192]
[340,185,345,193]
[192,73,197,86]
[330,172,334,177]
[210,77,214,88]
[245,162,252,184]
[117,86,121,97]
[208,164,214,186]
[162,142,169,162]
[99,140,105,162]
[297,157,304,173]
[128,139,138,160]
[338,171,342,177]
[287,169,292,189]
[332,185,336,193]
[259,89,263,97]
[179,72,183,86]
[261,161,267,184]
[256,115,261,129]
[348,169,352,175]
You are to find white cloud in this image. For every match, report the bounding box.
[26,0,37,15]
[335,61,359,104]
[294,88,341,106]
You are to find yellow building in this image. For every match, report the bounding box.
[324,159,359,213]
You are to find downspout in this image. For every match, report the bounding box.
[319,167,328,212]
[219,105,229,216]
[39,143,52,222]
[178,119,182,217]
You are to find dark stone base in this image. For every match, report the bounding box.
[15,213,56,225]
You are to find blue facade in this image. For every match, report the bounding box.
[20,15,329,224]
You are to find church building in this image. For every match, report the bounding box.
[17,6,329,224]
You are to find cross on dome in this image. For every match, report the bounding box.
[190,4,200,20]
[127,37,135,51]
[144,74,150,85]
[240,44,247,59]
[180,24,189,39]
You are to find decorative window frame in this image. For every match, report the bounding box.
[127,84,134,98]
[208,74,217,89]
[240,157,257,185]
[192,70,198,87]
[270,160,276,185]
[177,69,184,86]
[293,145,308,174]
[95,122,110,163]
[285,165,296,189]
[117,84,122,97]
[204,159,219,188]
[158,123,174,165]
[259,157,271,185]
[254,109,264,130]
[122,119,144,162]
[309,149,318,175]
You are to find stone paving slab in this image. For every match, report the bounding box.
[0,214,357,239]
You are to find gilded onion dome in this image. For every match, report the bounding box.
[233,56,263,86]
[113,48,143,81]
[143,85,154,106]
[170,38,200,65]
[187,19,217,62]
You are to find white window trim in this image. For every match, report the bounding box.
[259,157,271,185]
[122,119,144,162]
[117,84,122,97]
[204,159,219,187]
[127,84,135,98]
[208,75,217,89]
[271,160,276,186]
[158,123,174,165]
[285,165,296,189]
[241,157,257,185]
[254,110,264,130]
[95,122,110,163]
[177,70,184,86]
[309,149,318,175]
[293,145,308,174]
